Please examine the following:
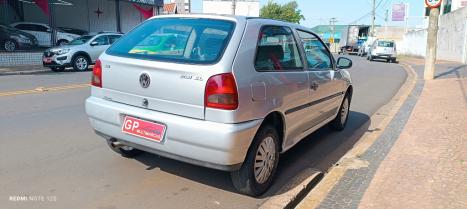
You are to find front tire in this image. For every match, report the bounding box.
[3,39,17,51]
[72,55,89,71]
[330,93,350,131]
[231,125,280,197]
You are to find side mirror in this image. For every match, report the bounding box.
[90,41,98,46]
[337,57,352,69]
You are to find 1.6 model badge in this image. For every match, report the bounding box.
[139,73,151,88]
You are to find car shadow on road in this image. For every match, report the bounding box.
[132,110,371,198]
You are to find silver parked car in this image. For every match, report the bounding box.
[367,39,397,63]
[43,32,122,72]
[85,15,353,196]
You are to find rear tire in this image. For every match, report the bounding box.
[106,138,144,158]
[330,93,350,131]
[230,125,280,197]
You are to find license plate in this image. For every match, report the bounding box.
[121,116,166,143]
[43,57,52,63]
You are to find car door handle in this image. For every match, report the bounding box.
[310,82,319,90]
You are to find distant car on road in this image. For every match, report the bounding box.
[10,22,79,47]
[43,32,122,72]
[85,15,354,196]
[357,36,376,57]
[367,39,397,63]
[58,27,89,36]
[0,24,38,51]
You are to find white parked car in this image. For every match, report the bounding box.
[43,32,122,72]
[10,22,79,47]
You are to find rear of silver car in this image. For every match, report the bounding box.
[85,16,260,170]
[368,40,397,62]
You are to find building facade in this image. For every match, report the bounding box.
[440,0,467,14]
[202,0,259,17]
[0,0,163,34]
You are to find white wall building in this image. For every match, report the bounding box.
[169,0,190,13]
[202,0,259,17]
[440,0,467,14]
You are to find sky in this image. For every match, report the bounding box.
[186,0,427,28]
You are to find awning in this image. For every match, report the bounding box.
[127,0,163,6]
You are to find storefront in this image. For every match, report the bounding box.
[0,0,163,52]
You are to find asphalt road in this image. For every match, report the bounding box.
[0,56,406,209]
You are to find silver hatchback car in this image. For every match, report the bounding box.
[85,14,353,196]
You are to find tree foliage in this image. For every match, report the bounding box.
[260,0,305,24]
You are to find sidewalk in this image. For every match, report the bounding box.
[297,59,467,209]
[358,71,467,208]
[0,65,50,75]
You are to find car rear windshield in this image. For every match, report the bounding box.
[106,18,235,64]
[378,41,394,47]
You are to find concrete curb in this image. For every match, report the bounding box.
[259,169,324,209]
[295,62,418,209]
[0,69,52,76]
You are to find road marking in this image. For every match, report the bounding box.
[0,83,90,97]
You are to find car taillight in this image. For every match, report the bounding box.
[91,59,102,88]
[205,73,238,110]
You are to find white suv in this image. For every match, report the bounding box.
[10,22,79,47]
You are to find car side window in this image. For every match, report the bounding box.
[108,35,121,44]
[255,26,303,71]
[297,30,332,70]
[93,36,109,45]
[35,25,48,32]
[15,24,29,30]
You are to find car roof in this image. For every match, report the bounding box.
[148,14,311,33]
[11,22,49,26]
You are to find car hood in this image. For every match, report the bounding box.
[47,44,81,52]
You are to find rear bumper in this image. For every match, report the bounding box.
[372,53,396,59]
[85,96,262,171]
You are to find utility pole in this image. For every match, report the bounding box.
[424,7,440,80]
[371,0,376,36]
[232,0,237,15]
[385,9,388,37]
[329,18,337,53]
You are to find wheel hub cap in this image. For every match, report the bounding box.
[5,41,15,51]
[254,136,276,184]
[341,98,349,124]
[76,58,87,70]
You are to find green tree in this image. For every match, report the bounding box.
[260,0,305,24]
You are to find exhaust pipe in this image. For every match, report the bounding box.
[111,141,124,148]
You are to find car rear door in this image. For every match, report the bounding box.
[296,29,344,128]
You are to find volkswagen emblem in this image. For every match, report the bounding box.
[139,73,150,88]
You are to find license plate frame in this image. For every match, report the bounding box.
[43,57,52,63]
[121,116,167,143]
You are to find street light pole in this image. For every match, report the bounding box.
[330,18,337,53]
